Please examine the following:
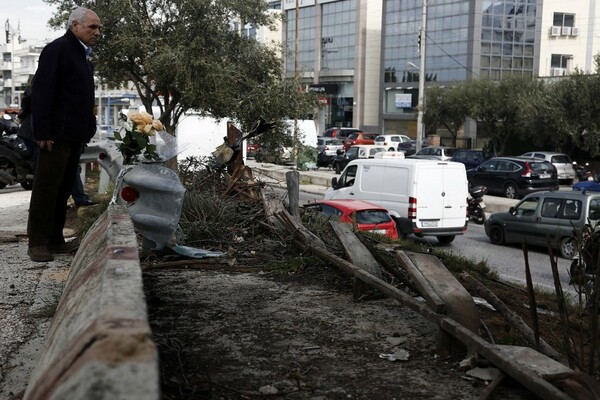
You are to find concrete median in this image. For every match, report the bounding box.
[24,205,159,400]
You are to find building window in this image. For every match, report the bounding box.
[480,0,537,80]
[285,6,317,73]
[383,0,469,84]
[553,13,575,28]
[243,24,257,39]
[551,54,571,69]
[321,0,357,71]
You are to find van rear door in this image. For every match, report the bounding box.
[415,163,467,229]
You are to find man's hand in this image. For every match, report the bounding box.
[37,140,54,152]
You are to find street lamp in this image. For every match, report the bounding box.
[415,0,428,152]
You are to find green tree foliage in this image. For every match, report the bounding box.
[424,73,600,157]
[44,0,316,137]
[466,76,535,155]
[424,85,470,147]
[549,72,600,157]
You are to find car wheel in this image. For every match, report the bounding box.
[436,235,455,244]
[20,180,33,190]
[559,237,576,259]
[388,147,395,152]
[504,183,518,199]
[473,208,486,225]
[489,225,505,245]
[569,258,586,284]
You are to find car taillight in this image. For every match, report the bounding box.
[121,186,139,202]
[521,162,532,177]
[408,197,417,219]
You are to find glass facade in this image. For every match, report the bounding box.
[285,0,356,73]
[321,0,357,70]
[285,7,317,73]
[383,0,471,84]
[480,0,537,79]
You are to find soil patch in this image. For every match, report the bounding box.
[144,265,531,399]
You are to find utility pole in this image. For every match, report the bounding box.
[5,19,17,108]
[415,0,428,153]
[293,0,300,170]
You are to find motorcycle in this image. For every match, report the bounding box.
[467,185,487,225]
[573,161,593,182]
[0,129,35,190]
[0,114,19,135]
[316,149,335,169]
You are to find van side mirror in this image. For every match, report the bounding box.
[331,177,338,189]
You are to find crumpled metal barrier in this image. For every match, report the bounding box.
[96,139,186,250]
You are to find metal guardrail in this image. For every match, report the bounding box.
[94,139,186,251]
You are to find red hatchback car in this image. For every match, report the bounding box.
[343,132,379,151]
[303,199,398,239]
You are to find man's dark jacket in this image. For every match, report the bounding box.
[32,29,96,143]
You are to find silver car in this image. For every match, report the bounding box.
[317,137,345,156]
[521,151,577,185]
[411,146,457,161]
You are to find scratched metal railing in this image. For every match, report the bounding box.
[94,139,186,251]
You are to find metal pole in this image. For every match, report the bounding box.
[293,0,299,170]
[107,95,111,133]
[415,0,428,153]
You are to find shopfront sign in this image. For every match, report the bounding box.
[308,83,338,95]
[395,93,412,108]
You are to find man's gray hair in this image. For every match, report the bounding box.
[67,7,92,29]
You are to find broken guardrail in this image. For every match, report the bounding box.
[96,137,186,251]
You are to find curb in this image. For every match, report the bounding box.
[24,205,159,400]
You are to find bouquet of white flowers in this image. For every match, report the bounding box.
[114,111,164,164]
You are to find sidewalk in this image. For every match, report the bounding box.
[0,185,72,398]
[246,159,518,214]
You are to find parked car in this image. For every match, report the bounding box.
[324,157,468,244]
[317,137,344,156]
[331,144,387,174]
[466,156,559,199]
[316,137,345,169]
[520,151,577,185]
[375,134,412,151]
[254,145,293,164]
[321,127,362,140]
[451,149,493,170]
[484,190,600,258]
[410,146,457,161]
[343,132,379,151]
[246,141,260,158]
[397,140,418,156]
[303,199,398,240]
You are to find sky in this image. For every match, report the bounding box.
[2,0,62,44]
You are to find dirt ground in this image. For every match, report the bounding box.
[143,263,533,400]
[68,166,576,399]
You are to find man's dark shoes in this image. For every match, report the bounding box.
[76,199,97,207]
[28,246,54,262]
[48,239,80,254]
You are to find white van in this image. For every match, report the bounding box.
[323,158,469,243]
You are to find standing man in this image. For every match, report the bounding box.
[27,7,101,262]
